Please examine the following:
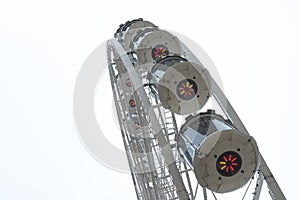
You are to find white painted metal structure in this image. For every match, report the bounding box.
[107,18,286,200]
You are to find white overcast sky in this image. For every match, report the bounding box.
[0,0,299,199]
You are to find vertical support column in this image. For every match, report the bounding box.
[259,156,286,200]
[253,170,264,200]
[108,39,190,200]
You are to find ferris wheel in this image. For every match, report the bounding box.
[107,18,286,200]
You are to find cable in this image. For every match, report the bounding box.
[194,184,199,199]
[242,177,254,200]
[211,191,218,200]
